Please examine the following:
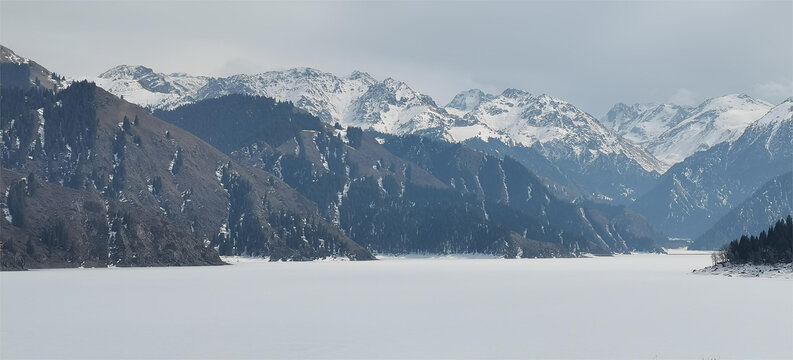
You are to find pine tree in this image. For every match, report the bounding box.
[7,179,27,227]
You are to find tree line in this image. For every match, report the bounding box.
[713,215,792,265]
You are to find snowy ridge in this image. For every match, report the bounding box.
[445,89,496,117]
[600,102,690,149]
[735,97,793,153]
[449,89,666,173]
[218,68,376,123]
[94,64,665,181]
[94,65,471,139]
[632,98,792,238]
[602,94,773,169]
[0,45,30,64]
[93,66,376,123]
[343,77,463,137]
[648,94,773,165]
[94,65,210,110]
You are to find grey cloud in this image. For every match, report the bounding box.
[1,0,790,115]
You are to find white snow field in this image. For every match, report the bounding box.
[2,253,791,359]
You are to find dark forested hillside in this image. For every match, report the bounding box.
[154,95,324,153]
[0,169,223,270]
[158,94,664,257]
[383,135,663,252]
[1,51,373,269]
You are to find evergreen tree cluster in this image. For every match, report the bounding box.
[0,63,33,89]
[213,164,269,256]
[43,81,98,159]
[0,81,99,188]
[346,126,363,149]
[107,131,126,197]
[0,86,55,166]
[39,219,70,251]
[211,163,356,259]
[266,210,345,260]
[6,178,28,227]
[719,216,793,265]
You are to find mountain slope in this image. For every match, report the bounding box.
[633,99,793,238]
[342,77,465,137]
[1,48,373,268]
[1,169,222,270]
[447,89,664,203]
[600,102,690,150]
[601,95,772,169]
[0,45,65,91]
[445,89,495,118]
[94,66,377,122]
[691,172,793,250]
[95,66,664,205]
[157,94,664,256]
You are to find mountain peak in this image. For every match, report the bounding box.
[347,70,376,83]
[98,65,155,79]
[446,89,494,112]
[500,88,531,98]
[698,93,772,110]
[285,67,325,77]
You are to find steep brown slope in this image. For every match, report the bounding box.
[1,169,223,270]
[1,51,373,269]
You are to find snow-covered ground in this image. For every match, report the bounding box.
[2,253,791,359]
[694,262,793,279]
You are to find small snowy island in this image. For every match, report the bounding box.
[693,216,792,279]
[694,262,793,279]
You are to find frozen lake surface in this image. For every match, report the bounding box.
[2,253,791,359]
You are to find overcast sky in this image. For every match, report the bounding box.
[1,1,791,115]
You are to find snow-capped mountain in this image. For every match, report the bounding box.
[94,66,377,124]
[439,88,666,203]
[445,89,495,117]
[600,102,690,149]
[633,98,793,238]
[1,54,376,268]
[95,65,210,109]
[601,95,773,169]
[94,65,665,204]
[155,94,665,256]
[450,89,664,174]
[342,77,463,136]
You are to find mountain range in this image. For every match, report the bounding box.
[601,95,773,168]
[1,46,669,269]
[90,64,793,247]
[92,65,670,204]
[155,94,663,257]
[1,47,372,269]
[633,98,793,239]
[1,44,790,270]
